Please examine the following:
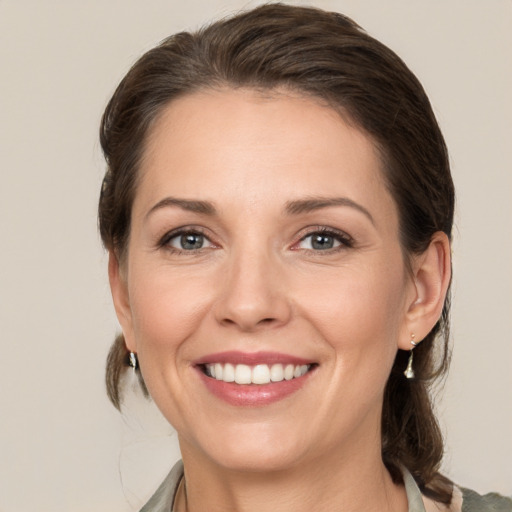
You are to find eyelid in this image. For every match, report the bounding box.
[291,226,354,251]
[158,225,217,252]
[156,225,353,254]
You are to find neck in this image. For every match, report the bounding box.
[178,438,408,512]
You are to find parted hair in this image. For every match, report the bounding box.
[99,3,455,504]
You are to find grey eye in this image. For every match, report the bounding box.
[299,232,341,250]
[169,232,208,250]
[311,234,336,250]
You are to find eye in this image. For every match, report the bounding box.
[295,228,353,252]
[300,233,340,250]
[161,229,215,252]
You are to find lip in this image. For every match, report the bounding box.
[193,350,314,366]
[193,351,317,407]
[196,368,315,406]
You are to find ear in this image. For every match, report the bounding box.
[398,232,451,350]
[108,251,137,352]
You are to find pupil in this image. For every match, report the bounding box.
[181,233,203,250]
[312,234,334,250]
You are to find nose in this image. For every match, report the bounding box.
[213,247,292,332]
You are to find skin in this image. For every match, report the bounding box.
[110,88,451,512]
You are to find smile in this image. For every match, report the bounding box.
[194,351,317,406]
[203,363,311,385]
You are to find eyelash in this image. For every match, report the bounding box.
[293,226,354,253]
[158,227,214,254]
[157,226,354,255]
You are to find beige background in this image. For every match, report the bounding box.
[0,1,511,511]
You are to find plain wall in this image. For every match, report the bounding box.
[0,1,510,511]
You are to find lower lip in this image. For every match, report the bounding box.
[196,368,313,406]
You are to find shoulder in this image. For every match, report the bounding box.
[460,487,512,512]
[140,460,184,512]
[421,484,512,512]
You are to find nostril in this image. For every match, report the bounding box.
[220,317,276,329]
[214,286,292,330]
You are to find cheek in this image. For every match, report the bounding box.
[128,264,213,357]
[298,262,406,363]
[126,265,217,426]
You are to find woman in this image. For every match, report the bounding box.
[98,4,511,511]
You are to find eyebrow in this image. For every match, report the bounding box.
[285,197,375,225]
[145,197,217,220]
[145,195,374,225]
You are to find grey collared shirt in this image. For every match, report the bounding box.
[140,460,512,512]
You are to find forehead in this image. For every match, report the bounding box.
[136,88,395,222]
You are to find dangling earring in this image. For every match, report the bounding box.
[128,351,138,372]
[404,334,418,379]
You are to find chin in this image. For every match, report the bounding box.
[184,421,311,474]
[211,445,305,474]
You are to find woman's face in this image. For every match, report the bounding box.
[113,88,418,472]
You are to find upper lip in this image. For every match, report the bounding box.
[193,351,315,366]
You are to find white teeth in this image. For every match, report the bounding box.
[252,364,271,384]
[234,364,252,384]
[205,364,215,378]
[214,363,223,380]
[293,365,309,377]
[204,362,311,385]
[270,364,284,382]
[284,364,294,380]
[223,363,235,382]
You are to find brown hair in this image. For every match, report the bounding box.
[99,3,454,503]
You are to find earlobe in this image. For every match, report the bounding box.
[108,251,136,352]
[399,232,451,350]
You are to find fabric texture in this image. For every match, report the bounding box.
[140,460,512,512]
[459,487,512,512]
